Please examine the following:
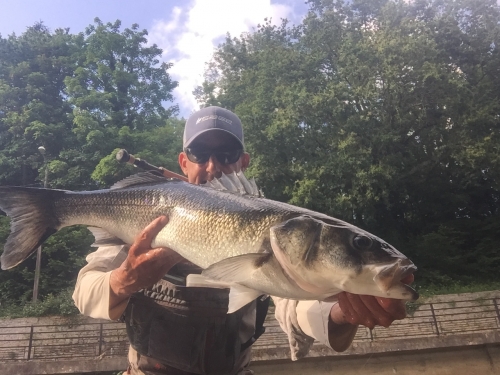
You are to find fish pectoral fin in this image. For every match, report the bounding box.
[186,274,265,314]
[88,227,126,247]
[202,253,271,283]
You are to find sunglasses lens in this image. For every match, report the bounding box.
[185,148,242,165]
[185,149,210,164]
[214,150,242,164]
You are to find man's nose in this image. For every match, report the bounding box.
[206,155,221,176]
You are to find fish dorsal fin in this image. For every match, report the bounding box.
[226,172,246,194]
[219,173,239,192]
[206,178,226,191]
[202,172,262,197]
[110,172,171,190]
[237,172,256,196]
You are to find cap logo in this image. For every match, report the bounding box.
[195,115,233,125]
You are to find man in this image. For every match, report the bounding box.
[73,106,412,374]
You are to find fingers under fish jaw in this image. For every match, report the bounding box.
[338,293,400,329]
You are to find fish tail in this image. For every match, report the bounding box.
[0,187,65,270]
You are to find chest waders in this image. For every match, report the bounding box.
[122,278,269,375]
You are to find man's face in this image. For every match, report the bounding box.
[179,130,250,185]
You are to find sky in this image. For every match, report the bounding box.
[0,0,310,118]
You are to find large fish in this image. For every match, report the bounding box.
[0,172,418,312]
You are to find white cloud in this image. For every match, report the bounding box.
[149,0,295,118]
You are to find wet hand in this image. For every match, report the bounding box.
[110,216,185,299]
[330,274,414,329]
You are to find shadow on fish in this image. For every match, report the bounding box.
[0,172,418,312]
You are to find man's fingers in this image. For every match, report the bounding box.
[375,297,407,319]
[131,216,169,254]
[337,293,357,325]
[338,293,408,329]
[358,295,396,327]
[339,293,372,328]
[345,293,378,329]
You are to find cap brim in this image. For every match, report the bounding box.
[184,128,244,149]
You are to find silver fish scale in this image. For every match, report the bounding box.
[54,181,297,268]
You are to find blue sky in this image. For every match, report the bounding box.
[0,0,309,117]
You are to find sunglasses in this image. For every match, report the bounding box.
[184,147,243,165]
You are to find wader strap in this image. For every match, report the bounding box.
[240,295,270,351]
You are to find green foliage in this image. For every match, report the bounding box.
[91,148,135,186]
[0,20,180,315]
[415,281,500,299]
[0,287,79,318]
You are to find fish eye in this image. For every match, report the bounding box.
[353,235,373,250]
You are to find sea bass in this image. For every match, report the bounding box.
[0,172,418,311]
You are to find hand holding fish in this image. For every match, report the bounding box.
[109,216,185,311]
[331,274,414,330]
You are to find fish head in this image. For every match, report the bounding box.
[269,215,418,301]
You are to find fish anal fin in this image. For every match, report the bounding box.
[202,253,272,283]
[88,227,126,247]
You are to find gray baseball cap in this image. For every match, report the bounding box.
[183,106,244,149]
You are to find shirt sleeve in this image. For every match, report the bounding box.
[272,297,315,361]
[295,300,334,348]
[273,297,358,360]
[72,245,128,320]
[297,300,359,353]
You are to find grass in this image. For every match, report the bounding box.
[414,280,500,299]
[0,288,79,318]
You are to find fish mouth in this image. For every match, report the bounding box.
[374,259,419,301]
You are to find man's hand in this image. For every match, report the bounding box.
[109,216,185,313]
[326,274,414,351]
[330,274,415,329]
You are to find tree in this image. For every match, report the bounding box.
[0,20,181,311]
[0,22,77,188]
[62,18,179,190]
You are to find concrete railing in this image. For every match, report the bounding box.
[0,290,499,372]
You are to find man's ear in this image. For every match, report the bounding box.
[241,152,250,172]
[178,152,189,175]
